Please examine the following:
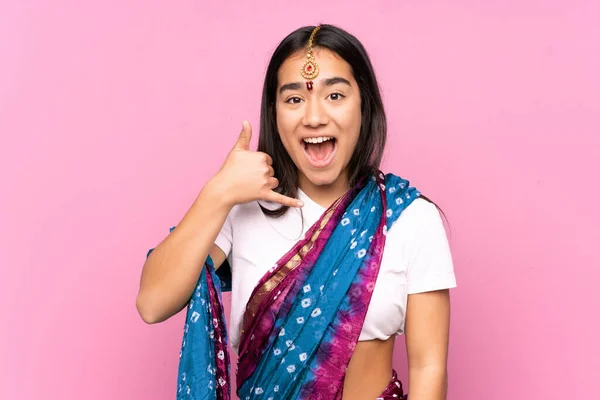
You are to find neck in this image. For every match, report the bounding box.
[297,169,350,209]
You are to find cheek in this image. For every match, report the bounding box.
[339,103,362,147]
[276,108,301,141]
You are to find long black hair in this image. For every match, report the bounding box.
[258,24,386,217]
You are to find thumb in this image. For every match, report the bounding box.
[234,120,252,150]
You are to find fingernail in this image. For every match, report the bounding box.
[297,201,304,207]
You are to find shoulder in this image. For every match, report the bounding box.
[397,197,442,225]
[381,172,441,227]
[387,196,447,243]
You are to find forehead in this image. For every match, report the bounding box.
[277,48,354,85]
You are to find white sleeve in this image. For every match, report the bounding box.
[401,198,457,294]
[214,209,234,257]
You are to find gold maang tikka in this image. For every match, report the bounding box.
[301,26,321,91]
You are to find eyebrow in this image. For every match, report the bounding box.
[278,76,352,94]
[322,77,351,87]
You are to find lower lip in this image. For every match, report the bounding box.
[302,140,337,169]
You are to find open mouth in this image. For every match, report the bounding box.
[302,136,337,168]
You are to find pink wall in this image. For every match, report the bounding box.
[1,1,598,399]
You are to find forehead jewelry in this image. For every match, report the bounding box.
[301,26,321,91]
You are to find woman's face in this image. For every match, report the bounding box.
[276,48,362,192]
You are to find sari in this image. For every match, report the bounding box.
[151,172,419,399]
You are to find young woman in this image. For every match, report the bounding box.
[137,24,456,400]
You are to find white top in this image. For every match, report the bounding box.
[215,189,457,354]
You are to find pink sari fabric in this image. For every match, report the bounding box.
[377,370,408,399]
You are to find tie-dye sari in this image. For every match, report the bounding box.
[151,172,419,399]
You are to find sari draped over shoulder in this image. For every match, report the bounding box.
[152,172,419,400]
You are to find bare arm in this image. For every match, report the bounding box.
[135,121,302,324]
[405,289,451,400]
[136,178,232,324]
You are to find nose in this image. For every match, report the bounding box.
[302,98,328,128]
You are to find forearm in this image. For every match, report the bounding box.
[136,177,232,323]
[407,366,447,400]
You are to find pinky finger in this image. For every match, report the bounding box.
[266,190,304,208]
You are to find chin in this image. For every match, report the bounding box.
[300,165,345,188]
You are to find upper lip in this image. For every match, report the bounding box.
[301,135,337,141]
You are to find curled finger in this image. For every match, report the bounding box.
[268,177,279,189]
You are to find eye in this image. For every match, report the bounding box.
[328,92,345,101]
[285,96,303,104]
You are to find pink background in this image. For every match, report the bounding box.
[1,1,599,399]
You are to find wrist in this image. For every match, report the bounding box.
[203,174,235,211]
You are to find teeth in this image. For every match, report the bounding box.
[303,136,334,144]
